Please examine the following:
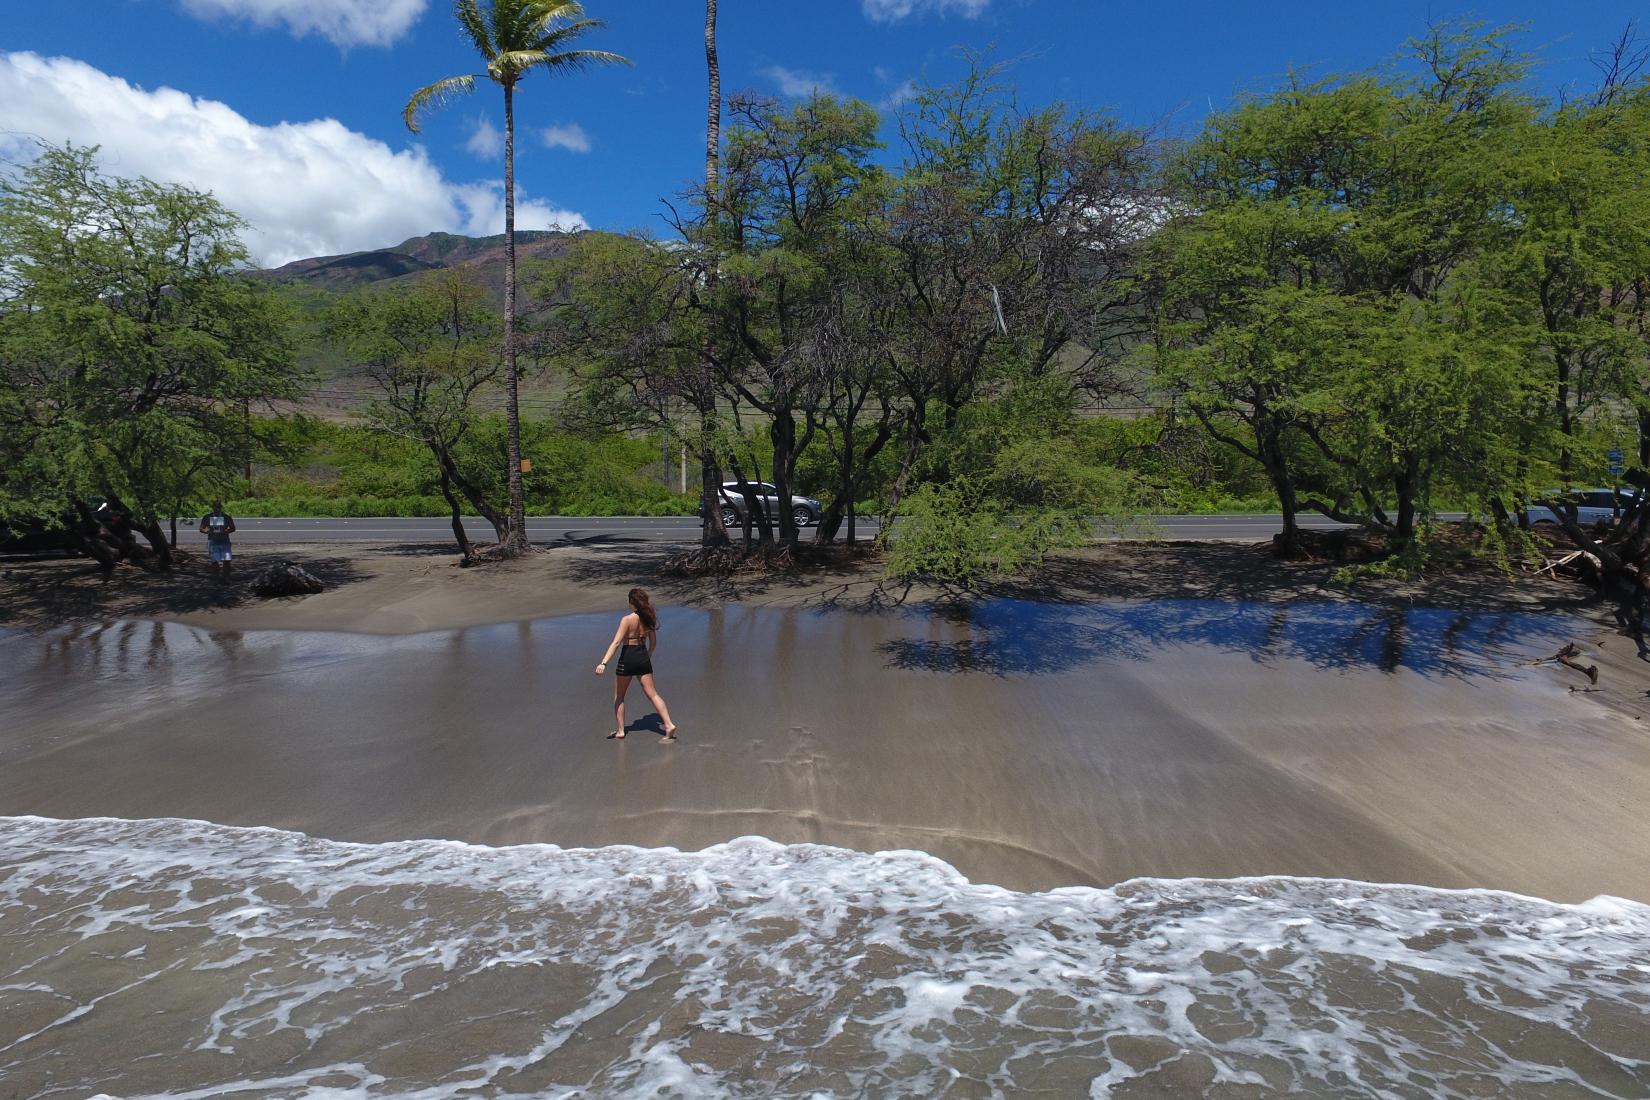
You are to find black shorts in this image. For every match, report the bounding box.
[615,644,652,677]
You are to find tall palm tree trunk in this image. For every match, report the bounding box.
[700,0,730,548]
[501,82,529,553]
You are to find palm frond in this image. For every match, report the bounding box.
[453,0,493,57]
[492,0,543,50]
[403,74,478,132]
[524,0,587,39]
[517,48,632,78]
[533,18,608,52]
[488,50,547,82]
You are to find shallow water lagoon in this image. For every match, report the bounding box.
[0,599,1644,896]
[2,599,1649,1097]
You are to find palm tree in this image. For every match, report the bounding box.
[699,0,731,548]
[404,0,627,554]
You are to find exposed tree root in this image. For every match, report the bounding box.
[457,542,540,567]
[1272,528,1392,563]
[657,541,879,578]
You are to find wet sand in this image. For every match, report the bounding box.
[4,598,1647,901]
[1,538,1596,635]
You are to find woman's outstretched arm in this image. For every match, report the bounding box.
[595,619,626,674]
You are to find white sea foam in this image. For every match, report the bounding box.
[1,815,1647,1098]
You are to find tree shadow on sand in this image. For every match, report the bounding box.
[0,551,369,632]
[875,597,1568,682]
[992,544,1593,617]
[558,544,878,608]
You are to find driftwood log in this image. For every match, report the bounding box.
[251,560,325,597]
[1523,643,1600,684]
[1553,643,1601,685]
[1544,470,1650,651]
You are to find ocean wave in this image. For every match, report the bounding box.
[2,815,1647,1098]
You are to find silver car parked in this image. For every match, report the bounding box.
[1524,488,1633,529]
[702,481,822,528]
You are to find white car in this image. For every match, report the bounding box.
[1524,489,1631,528]
[700,482,822,528]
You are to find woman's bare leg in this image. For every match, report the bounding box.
[639,674,676,739]
[610,675,632,739]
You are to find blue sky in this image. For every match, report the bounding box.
[0,0,1636,265]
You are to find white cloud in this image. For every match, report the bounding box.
[465,116,502,159]
[540,123,591,154]
[452,184,585,236]
[179,0,428,47]
[862,0,989,22]
[762,65,839,98]
[0,52,587,266]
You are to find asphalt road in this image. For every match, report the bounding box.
[176,513,1367,547]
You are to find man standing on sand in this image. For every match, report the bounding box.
[199,501,236,581]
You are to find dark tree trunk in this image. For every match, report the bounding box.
[698,0,731,550]
[817,403,857,545]
[700,430,729,547]
[70,501,120,571]
[819,420,893,544]
[100,496,151,565]
[138,518,174,571]
[771,409,799,546]
[439,470,474,559]
[1557,353,1574,485]
[430,442,506,542]
[725,456,771,547]
[1254,423,1303,557]
[500,82,529,554]
[1394,455,1421,542]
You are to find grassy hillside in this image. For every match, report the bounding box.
[257,230,587,415]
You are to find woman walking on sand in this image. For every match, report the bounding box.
[595,588,679,743]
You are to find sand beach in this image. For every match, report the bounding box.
[2,540,1646,900]
[4,541,1649,1097]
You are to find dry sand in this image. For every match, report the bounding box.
[3,540,1647,903]
[0,537,1601,631]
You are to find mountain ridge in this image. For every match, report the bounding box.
[257,229,583,299]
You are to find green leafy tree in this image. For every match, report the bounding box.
[1151,24,1548,552]
[403,0,628,555]
[887,375,1151,587]
[1494,66,1650,482]
[714,92,887,546]
[0,144,302,568]
[323,272,507,558]
[879,62,1155,521]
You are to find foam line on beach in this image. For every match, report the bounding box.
[3,815,1647,1098]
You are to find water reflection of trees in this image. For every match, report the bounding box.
[876,599,1559,680]
[4,622,247,705]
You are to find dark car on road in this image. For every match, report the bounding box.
[701,481,822,528]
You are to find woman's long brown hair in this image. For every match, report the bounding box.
[628,587,658,631]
